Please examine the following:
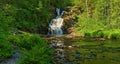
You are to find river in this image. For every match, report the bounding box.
[47,37,120,64]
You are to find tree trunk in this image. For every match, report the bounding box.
[86,0,89,18]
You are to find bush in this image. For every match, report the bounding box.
[8,33,55,64]
[8,33,45,50]
[110,33,120,39]
[18,44,55,64]
[92,30,104,37]
[0,40,13,61]
[102,31,111,38]
[0,30,14,61]
[19,43,53,64]
[84,32,91,37]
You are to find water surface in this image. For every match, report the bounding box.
[64,38,120,64]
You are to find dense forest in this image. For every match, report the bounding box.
[0,0,120,64]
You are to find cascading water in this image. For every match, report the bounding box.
[48,8,65,36]
[48,8,66,64]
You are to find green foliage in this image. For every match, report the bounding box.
[0,11,14,60]
[104,30,120,39]
[110,33,118,39]
[0,0,120,34]
[0,0,120,64]
[73,0,120,38]
[0,31,13,61]
[84,32,91,37]
[92,30,104,38]
[0,10,15,31]
[8,33,46,50]
[7,33,55,63]
[18,44,55,64]
[12,33,55,64]
[0,41,13,61]
[83,29,120,39]
[68,0,120,38]
[103,31,111,38]
[110,33,120,39]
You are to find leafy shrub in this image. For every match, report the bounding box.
[18,44,55,64]
[0,30,13,61]
[110,33,120,39]
[84,32,91,37]
[19,36,54,64]
[8,33,45,50]
[92,30,104,37]
[0,38,13,61]
[8,33,55,64]
[103,31,111,38]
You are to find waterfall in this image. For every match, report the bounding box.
[48,8,65,36]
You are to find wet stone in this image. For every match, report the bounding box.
[75,56,81,60]
[98,50,104,53]
[75,50,80,54]
[90,52,97,57]
[12,52,20,58]
[102,55,106,58]
[65,59,73,64]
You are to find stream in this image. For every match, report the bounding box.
[47,37,120,64]
[1,36,120,64]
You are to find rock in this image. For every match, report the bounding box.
[90,52,97,57]
[68,46,73,48]
[75,51,80,54]
[56,49,64,52]
[55,49,65,58]
[98,50,104,53]
[12,52,20,58]
[102,55,105,58]
[65,59,73,64]
[75,56,81,60]
[72,45,80,48]
[96,38,105,41]
[56,42,64,47]
[49,40,65,49]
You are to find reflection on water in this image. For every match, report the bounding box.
[64,38,120,64]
